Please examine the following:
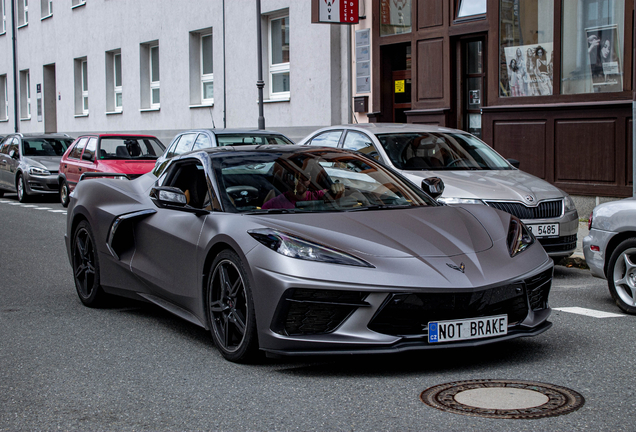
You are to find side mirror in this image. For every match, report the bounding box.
[82,152,94,162]
[422,177,444,199]
[9,149,18,160]
[507,158,520,169]
[150,186,187,207]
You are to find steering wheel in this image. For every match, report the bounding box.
[445,158,465,167]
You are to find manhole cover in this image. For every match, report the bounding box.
[420,379,585,419]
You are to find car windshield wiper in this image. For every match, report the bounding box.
[244,208,311,215]
[345,204,414,212]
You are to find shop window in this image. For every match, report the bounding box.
[457,0,486,19]
[499,0,554,97]
[561,0,625,94]
[380,0,411,36]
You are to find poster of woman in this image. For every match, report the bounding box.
[586,25,622,92]
[504,43,554,96]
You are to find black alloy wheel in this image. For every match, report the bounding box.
[72,221,106,307]
[16,174,29,203]
[60,180,70,207]
[207,250,259,362]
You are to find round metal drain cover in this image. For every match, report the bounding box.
[420,379,585,419]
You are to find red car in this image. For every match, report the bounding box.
[58,134,165,206]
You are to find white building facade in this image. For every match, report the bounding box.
[0,0,358,143]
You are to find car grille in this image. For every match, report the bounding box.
[539,235,577,253]
[272,289,369,336]
[485,200,563,219]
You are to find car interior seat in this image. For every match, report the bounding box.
[115,146,129,157]
[23,142,36,156]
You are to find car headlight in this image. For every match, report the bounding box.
[563,194,576,212]
[507,216,534,257]
[248,228,374,267]
[29,167,51,176]
[437,197,485,205]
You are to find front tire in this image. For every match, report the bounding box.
[607,238,636,314]
[207,250,259,363]
[72,220,107,307]
[60,180,70,207]
[16,174,29,203]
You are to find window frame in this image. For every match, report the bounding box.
[1,0,6,34]
[19,70,31,120]
[18,0,28,27]
[267,14,290,100]
[0,75,7,121]
[40,0,52,19]
[200,32,214,104]
[81,59,89,115]
[149,45,160,109]
[114,52,122,111]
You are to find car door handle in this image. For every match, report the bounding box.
[78,168,82,172]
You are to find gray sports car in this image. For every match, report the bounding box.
[65,145,553,362]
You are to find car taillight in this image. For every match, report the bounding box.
[588,212,593,230]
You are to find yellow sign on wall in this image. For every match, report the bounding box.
[395,80,405,93]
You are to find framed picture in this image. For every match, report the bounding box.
[503,43,554,97]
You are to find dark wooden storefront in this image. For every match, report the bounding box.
[368,0,635,198]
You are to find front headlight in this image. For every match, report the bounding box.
[437,197,485,205]
[29,167,51,176]
[563,194,576,212]
[507,216,534,257]
[248,228,374,267]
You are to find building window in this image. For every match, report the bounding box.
[18,0,28,27]
[499,0,554,97]
[140,41,159,109]
[19,70,30,119]
[1,0,6,34]
[268,14,289,99]
[562,0,625,94]
[106,50,122,112]
[0,75,7,120]
[41,0,52,18]
[457,0,486,19]
[71,0,85,8]
[74,57,88,115]
[189,28,213,105]
[380,0,411,36]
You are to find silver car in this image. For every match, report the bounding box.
[299,124,578,259]
[584,197,636,314]
[0,133,75,202]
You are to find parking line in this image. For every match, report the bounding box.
[22,205,40,208]
[48,210,66,213]
[553,307,625,318]
[34,207,52,211]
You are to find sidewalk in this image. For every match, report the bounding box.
[559,221,589,268]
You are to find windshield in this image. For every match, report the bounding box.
[22,138,73,157]
[216,134,294,146]
[376,132,513,171]
[213,149,436,213]
[99,137,165,160]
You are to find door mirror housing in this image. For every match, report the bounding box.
[150,186,209,215]
[421,177,444,199]
[9,149,18,160]
[82,152,94,162]
[507,158,520,169]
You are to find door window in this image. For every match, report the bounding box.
[69,138,88,159]
[342,131,380,160]
[192,133,212,150]
[83,137,97,161]
[308,131,342,148]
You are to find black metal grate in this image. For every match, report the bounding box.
[539,235,577,253]
[367,284,529,337]
[485,200,563,219]
[272,289,367,336]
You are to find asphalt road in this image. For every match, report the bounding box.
[1,193,634,431]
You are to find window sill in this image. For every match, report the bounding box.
[264,97,290,103]
[0,118,9,122]
[74,113,89,118]
[41,14,53,21]
[20,117,31,121]
[72,2,86,10]
[0,31,6,36]
[17,23,28,29]
[106,110,123,115]
[189,103,214,109]
[140,107,160,113]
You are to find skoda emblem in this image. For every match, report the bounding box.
[525,195,535,203]
[446,262,465,273]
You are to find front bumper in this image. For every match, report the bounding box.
[256,258,554,356]
[25,173,60,194]
[522,210,579,258]
[583,228,615,279]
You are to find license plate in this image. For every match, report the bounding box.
[527,223,559,238]
[428,315,508,343]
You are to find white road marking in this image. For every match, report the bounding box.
[48,210,66,213]
[553,307,626,318]
[34,207,52,210]
[7,202,22,206]
[21,205,40,208]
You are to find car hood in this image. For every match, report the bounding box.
[23,156,62,171]
[97,160,157,175]
[250,206,493,258]
[592,197,636,231]
[401,169,565,202]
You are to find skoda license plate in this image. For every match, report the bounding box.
[527,223,559,238]
[428,315,508,343]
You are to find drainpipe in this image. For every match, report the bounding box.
[256,0,265,130]
[11,0,18,132]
